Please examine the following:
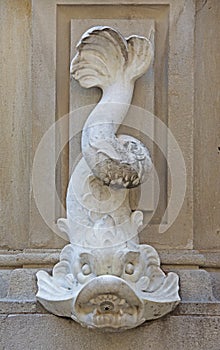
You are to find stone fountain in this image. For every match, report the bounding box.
[36,26,180,331]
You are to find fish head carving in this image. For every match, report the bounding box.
[73,275,145,331]
[37,243,179,331]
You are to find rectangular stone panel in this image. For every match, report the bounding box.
[29,0,194,250]
[194,0,220,249]
[0,0,31,249]
[56,4,169,235]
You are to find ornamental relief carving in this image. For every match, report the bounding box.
[36,26,180,331]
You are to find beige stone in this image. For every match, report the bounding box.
[0,267,220,346]
[29,0,195,250]
[0,268,216,303]
[0,0,31,249]
[36,26,180,330]
[1,314,220,350]
[194,0,220,249]
[0,0,219,347]
[7,269,38,300]
[177,270,216,302]
[1,249,220,268]
[0,271,11,298]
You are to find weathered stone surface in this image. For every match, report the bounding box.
[210,272,220,301]
[159,250,220,268]
[174,302,220,316]
[30,0,195,250]
[0,250,60,268]
[0,0,31,249]
[0,271,11,298]
[0,301,39,315]
[7,269,38,300]
[1,268,219,303]
[30,0,65,249]
[0,314,220,350]
[194,0,220,250]
[1,249,220,268]
[1,268,219,311]
[0,0,219,348]
[177,270,216,302]
[36,26,181,330]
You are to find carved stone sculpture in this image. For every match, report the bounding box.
[36,26,180,331]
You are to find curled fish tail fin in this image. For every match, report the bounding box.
[126,35,153,82]
[70,26,128,89]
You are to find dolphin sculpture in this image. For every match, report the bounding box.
[36,26,180,331]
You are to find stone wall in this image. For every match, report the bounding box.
[0,0,220,349]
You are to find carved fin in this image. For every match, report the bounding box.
[126,35,153,81]
[70,26,153,89]
[70,26,128,88]
[36,270,73,301]
[142,272,180,303]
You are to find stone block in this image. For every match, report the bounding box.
[0,271,11,298]
[178,269,216,302]
[0,314,220,350]
[6,269,38,300]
